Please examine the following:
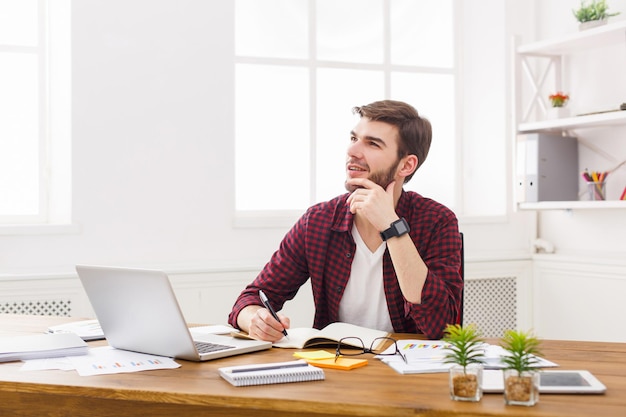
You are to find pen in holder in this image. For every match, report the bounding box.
[587,181,606,201]
[582,170,608,201]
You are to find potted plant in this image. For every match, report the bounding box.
[442,324,485,402]
[573,0,620,30]
[548,92,569,108]
[547,92,570,119]
[500,329,542,406]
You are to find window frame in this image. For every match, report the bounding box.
[233,0,462,227]
[0,0,72,230]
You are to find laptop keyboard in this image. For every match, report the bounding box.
[194,341,235,354]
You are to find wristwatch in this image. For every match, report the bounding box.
[380,218,410,241]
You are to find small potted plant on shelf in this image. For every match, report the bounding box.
[442,323,485,402]
[547,92,570,119]
[548,92,569,108]
[573,0,620,30]
[500,329,542,406]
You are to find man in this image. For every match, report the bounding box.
[228,100,462,341]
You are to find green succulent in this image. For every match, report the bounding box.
[500,329,542,377]
[442,324,485,373]
[572,0,620,23]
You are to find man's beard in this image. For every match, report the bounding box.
[345,159,401,193]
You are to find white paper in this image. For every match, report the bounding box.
[0,333,88,362]
[47,319,105,341]
[20,357,76,371]
[189,325,238,336]
[377,339,558,375]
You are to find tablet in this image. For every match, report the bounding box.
[482,370,607,394]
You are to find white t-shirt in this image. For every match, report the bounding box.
[337,224,394,333]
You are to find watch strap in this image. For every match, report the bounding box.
[380,218,410,241]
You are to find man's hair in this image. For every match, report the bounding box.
[352,100,432,183]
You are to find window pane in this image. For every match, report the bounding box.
[390,0,453,68]
[0,53,39,215]
[315,68,384,203]
[235,0,308,59]
[391,72,456,209]
[235,64,310,211]
[234,1,461,216]
[317,0,383,64]
[0,0,38,46]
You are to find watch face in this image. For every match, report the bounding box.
[394,220,409,234]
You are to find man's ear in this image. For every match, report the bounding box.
[397,154,418,180]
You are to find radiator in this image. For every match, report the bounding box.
[464,277,517,338]
[0,299,72,316]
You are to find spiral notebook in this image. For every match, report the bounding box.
[218,359,325,387]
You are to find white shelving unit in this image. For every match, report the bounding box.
[519,110,626,134]
[513,21,626,210]
[519,200,626,210]
[517,19,626,56]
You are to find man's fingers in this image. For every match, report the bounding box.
[250,309,289,342]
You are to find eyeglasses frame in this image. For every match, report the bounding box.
[334,336,407,364]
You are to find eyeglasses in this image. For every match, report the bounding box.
[335,336,407,364]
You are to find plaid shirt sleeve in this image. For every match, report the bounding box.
[387,192,463,339]
[227,206,320,328]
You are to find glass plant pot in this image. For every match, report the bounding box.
[579,18,608,31]
[503,369,540,406]
[547,106,569,119]
[449,364,483,402]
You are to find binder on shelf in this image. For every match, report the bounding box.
[516,133,578,203]
[218,359,325,387]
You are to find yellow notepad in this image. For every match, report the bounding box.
[306,357,368,371]
[294,351,368,370]
[293,350,336,360]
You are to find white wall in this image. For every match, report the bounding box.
[1,1,285,273]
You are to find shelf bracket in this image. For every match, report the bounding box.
[521,55,562,123]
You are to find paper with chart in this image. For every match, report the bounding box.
[377,339,558,374]
[66,346,181,376]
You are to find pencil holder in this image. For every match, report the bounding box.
[587,181,606,201]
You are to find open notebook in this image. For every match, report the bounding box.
[76,265,271,361]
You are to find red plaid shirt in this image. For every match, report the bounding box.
[228,190,463,339]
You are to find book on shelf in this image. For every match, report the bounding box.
[218,359,325,387]
[0,333,88,362]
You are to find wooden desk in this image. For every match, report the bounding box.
[1,315,625,417]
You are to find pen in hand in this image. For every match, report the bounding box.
[258,290,288,337]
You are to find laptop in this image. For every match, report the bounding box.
[75,265,271,361]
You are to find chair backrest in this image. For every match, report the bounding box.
[459,232,465,325]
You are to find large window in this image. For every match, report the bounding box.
[0,0,71,226]
[234,0,457,217]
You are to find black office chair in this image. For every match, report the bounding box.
[458,232,465,326]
